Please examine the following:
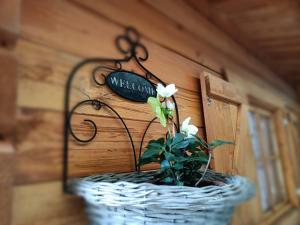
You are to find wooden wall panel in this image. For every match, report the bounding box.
[0,49,17,137]
[0,142,14,225]
[11,1,300,225]
[187,0,300,89]
[20,0,294,98]
[71,0,294,97]
[0,48,17,225]
[14,39,206,185]
[0,0,20,46]
[12,181,88,225]
[15,108,205,184]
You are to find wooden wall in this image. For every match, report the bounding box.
[0,0,298,225]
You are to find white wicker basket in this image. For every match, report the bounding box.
[70,170,255,225]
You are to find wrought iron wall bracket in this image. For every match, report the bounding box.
[63,27,180,193]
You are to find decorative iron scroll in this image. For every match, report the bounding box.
[63,27,180,193]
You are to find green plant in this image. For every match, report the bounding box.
[139,132,231,186]
[140,83,232,186]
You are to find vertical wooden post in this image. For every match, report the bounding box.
[0,142,14,225]
[0,0,20,46]
[0,49,18,225]
[275,110,299,207]
[0,0,20,224]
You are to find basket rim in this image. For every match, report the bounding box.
[70,169,254,192]
[69,170,255,209]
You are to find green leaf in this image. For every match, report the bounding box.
[157,109,167,127]
[156,138,165,145]
[209,140,234,149]
[174,161,184,170]
[161,160,170,169]
[194,136,209,148]
[173,140,189,149]
[148,142,164,149]
[163,108,174,117]
[141,148,162,159]
[172,133,185,145]
[164,152,176,161]
[147,97,167,127]
[139,157,160,166]
[166,133,173,147]
[147,97,160,112]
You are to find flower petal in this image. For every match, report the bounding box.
[165,84,178,97]
[181,117,191,131]
[188,124,198,136]
[156,83,167,97]
[166,100,175,110]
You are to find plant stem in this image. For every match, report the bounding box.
[195,151,212,187]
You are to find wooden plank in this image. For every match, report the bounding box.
[187,0,300,89]
[15,107,205,184]
[0,142,14,225]
[0,0,20,46]
[271,208,300,225]
[231,104,261,225]
[0,49,17,138]
[274,110,299,207]
[70,0,294,97]
[206,73,245,104]
[15,36,203,92]
[15,40,204,125]
[12,181,88,225]
[286,112,300,188]
[200,73,261,225]
[0,48,17,225]
[18,77,203,125]
[19,0,295,100]
[200,72,242,173]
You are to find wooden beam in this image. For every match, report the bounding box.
[275,110,299,207]
[0,142,14,225]
[0,49,17,138]
[0,48,17,225]
[0,0,20,46]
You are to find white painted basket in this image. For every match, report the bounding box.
[70,170,255,225]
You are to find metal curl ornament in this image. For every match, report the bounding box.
[67,100,102,143]
[92,62,122,86]
[63,27,181,193]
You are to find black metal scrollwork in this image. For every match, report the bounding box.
[63,27,180,193]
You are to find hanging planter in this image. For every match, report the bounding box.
[70,170,253,225]
[63,27,255,225]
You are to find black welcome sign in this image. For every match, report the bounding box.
[106,71,157,102]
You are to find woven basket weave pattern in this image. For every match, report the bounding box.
[70,171,254,225]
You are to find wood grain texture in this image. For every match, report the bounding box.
[11,1,300,225]
[15,108,204,184]
[20,0,294,98]
[15,40,204,123]
[274,110,299,207]
[206,73,245,104]
[0,0,20,46]
[71,0,294,97]
[0,49,17,138]
[188,0,300,89]
[200,73,261,225]
[200,72,243,174]
[13,39,206,184]
[12,181,88,225]
[0,142,15,225]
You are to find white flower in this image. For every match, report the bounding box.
[156,83,178,98]
[181,117,198,138]
[166,100,175,110]
[162,100,175,110]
